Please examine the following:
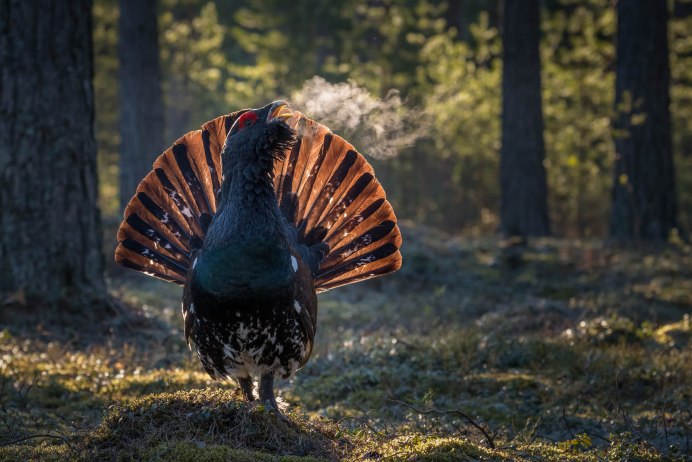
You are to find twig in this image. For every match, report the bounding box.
[386,397,495,449]
[661,398,669,448]
[382,450,408,460]
[614,368,632,429]
[363,407,397,438]
[535,433,557,442]
[562,407,575,437]
[523,416,541,445]
[591,432,611,444]
[560,411,610,446]
[0,413,14,433]
[18,371,39,411]
[0,433,65,446]
[336,415,384,437]
[0,374,7,413]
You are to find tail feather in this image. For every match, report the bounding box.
[170,141,214,219]
[316,201,401,279]
[274,114,402,292]
[116,107,402,291]
[276,118,306,205]
[301,148,360,237]
[321,181,382,247]
[122,213,189,262]
[283,120,332,220]
[116,257,185,285]
[120,238,189,277]
[200,129,221,198]
[137,186,193,245]
[314,243,401,291]
[115,111,246,283]
[152,168,204,239]
[152,137,212,235]
[319,220,397,271]
[317,242,399,282]
[304,173,378,245]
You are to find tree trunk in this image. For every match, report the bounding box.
[499,0,550,237]
[674,0,692,19]
[118,0,164,210]
[0,1,106,308]
[610,0,677,240]
[445,0,463,39]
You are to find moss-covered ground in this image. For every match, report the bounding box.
[0,225,690,460]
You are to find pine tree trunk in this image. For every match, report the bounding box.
[0,1,106,308]
[499,0,550,237]
[674,0,692,19]
[610,0,677,240]
[118,0,164,210]
[445,0,463,39]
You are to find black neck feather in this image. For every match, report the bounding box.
[205,122,296,248]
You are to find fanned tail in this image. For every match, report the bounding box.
[274,114,402,292]
[115,107,402,291]
[114,110,246,283]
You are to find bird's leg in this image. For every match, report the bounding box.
[259,372,283,417]
[237,376,255,401]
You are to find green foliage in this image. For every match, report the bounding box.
[558,432,593,452]
[92,0,689,236]
[1,230,690,460]
[228,0,333,98]
[415,13,501,232]
[93,0,120,217]
[542,1,616,237]
[160,0,232,138]
[670,8,692,233]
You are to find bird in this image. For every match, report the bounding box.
[115,100,402,412]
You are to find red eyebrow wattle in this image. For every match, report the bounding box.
[238,111,258,128]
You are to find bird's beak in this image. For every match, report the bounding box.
[268,101,292,123]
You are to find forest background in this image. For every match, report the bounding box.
[96,0,691,239]
[0,0,690,460]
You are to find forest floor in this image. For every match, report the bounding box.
[0,224,690,461]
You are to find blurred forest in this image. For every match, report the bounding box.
[1,1,691,461]
[94,0,691,238]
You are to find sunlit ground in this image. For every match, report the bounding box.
[1,224,690,460]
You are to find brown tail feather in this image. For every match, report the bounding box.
[274,112,402,292]
[115,107,402,290]
[314,245,402,291]
[115,110,246,283]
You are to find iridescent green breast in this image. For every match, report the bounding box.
[193,240,293,298]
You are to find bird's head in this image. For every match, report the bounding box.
[221,100,296,174]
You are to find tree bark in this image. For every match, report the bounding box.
[499,0,550,237]
[610,0,677,240]
[445,0,463,39]
[0,1,106,308]
[118,0,164,210]
[674,0,692,19]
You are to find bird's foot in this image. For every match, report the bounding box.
[259,372,288,421]
[264,401,289,422]
[236,376,255,402]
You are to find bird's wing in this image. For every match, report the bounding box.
[290,249,317,366]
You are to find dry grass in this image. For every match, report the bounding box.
[0,226,690,460]
[81,388,343,460]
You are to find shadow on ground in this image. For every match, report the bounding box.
[0,224,689,460]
